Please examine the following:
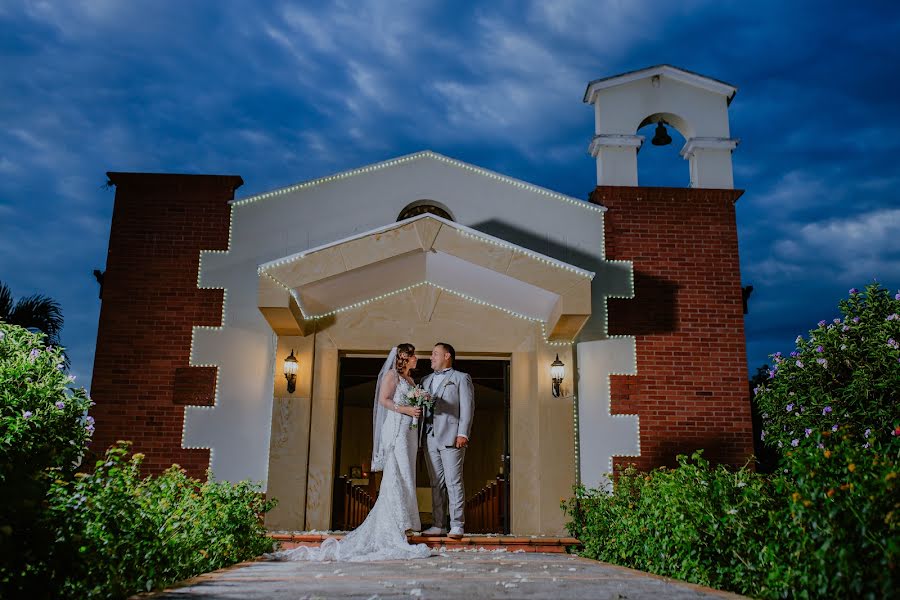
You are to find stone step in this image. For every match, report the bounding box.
[270,533,582,554]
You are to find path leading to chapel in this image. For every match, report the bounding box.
[137,550,745,599]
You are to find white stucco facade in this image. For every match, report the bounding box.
[181,151,639,531]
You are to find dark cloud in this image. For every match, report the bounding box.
[0,0,897,386]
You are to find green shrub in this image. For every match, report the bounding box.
[45,442,276,598]
[0,322,93,592]
[562,453,776,597]
[0,322,276,598]
[753,282,900,451]
[765,431,898,597]
[563,283,900,598]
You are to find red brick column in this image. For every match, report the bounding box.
[590,186,754,472]
[90,172,242,479]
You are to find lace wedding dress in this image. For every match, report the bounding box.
[275,375,431,562]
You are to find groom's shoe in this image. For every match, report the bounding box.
[421,526,446,536]
[448,527,464,539]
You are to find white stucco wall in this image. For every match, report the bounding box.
[185,152,637,490]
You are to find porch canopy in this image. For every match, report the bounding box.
[257,214,593,342]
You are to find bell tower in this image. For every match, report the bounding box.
[581,65,754,477]
[584,64,739,188]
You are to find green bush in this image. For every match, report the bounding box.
[563,436,898,598]
[0,322,276,598]
[753,282,900,451]
[766,431,898,597]
[563,283,900,599]
[0,323,93,592]
[46,442,276,598]
[563,453,776,597]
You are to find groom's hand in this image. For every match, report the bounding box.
[455,436,468,448]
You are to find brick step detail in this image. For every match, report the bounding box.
[270,533,582,553]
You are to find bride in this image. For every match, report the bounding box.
[274,344,432,561]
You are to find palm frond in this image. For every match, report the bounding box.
[9,294,64,340]
[0,281,12,320]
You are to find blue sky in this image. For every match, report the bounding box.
[1,1,898,388]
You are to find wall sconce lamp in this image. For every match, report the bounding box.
[283,349,299,394]
[551,353,565,397]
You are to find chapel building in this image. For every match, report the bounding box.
[91,65,753,535]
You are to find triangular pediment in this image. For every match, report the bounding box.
[231,150,605,214]
[257,214,594,342]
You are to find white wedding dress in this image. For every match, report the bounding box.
[275,375,431,562]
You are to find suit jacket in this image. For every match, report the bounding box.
[421,368,474,447]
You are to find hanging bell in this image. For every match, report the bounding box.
[651,121,672,146]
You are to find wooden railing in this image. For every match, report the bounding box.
[464,476,506,533]
[340,477,376,530]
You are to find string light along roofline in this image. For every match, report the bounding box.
[229,150,607,214]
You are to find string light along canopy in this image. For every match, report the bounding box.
[256,213,595,344]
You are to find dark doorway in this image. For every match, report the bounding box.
[332,355,510,533]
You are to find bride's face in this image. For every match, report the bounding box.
[399,351,417,372]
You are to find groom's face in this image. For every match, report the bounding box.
[430,345,451,371]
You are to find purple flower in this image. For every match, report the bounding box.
[786,403,794,412]
[790,351,799,358]
[816,345,824,353]
[768,369,776,379]
[833,318,841,324]
[817,442,825,449]
[849,288,859,295]
[852,317,860,323]
[863,442,870,449]
[85,416,95,426]
[28,348,40,362]
[791,439,799,447]
[888,314,899,321]
[818,320,827,328]
[842,325,850,332]
[823,406,832,415]
[804,428,812,437]
[817,358,828,367]
[895,292,900,301]
[832,424,839,432]
[55,401,65,409]
[796,360,804,368]
[760,430,766,440]
[23,410,32,419]
[864,429,871,438]
[56,363,65,370]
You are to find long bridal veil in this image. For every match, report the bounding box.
[370,346,398,473]
[270,345,431,562]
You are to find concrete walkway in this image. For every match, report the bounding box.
[137,549,746,599]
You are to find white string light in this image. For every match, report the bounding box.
[454,229,594,278]
[229,151,606,214]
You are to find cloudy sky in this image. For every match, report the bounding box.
[1,1,898,388]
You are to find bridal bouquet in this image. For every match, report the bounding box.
[405,385,434,430]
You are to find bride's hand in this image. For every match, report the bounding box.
[407,406,422,419]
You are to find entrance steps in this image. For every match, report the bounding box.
[270,532,581,553]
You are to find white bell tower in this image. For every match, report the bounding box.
[583,65,739,188]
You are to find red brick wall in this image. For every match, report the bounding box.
[90,173,242,479]
[590,186,754,472]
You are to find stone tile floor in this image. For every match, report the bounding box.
[136,549,746,599]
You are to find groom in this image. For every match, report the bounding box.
[420,342,474,539]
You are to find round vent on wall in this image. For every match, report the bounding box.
[397,200,454,222]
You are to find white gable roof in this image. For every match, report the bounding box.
[583,64,737,105]
[230,150,605,213]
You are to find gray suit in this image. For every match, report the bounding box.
[421,368,474,531]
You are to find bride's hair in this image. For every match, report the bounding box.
[395,343,415,375]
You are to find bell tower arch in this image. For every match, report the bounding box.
[584,64,739,188]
